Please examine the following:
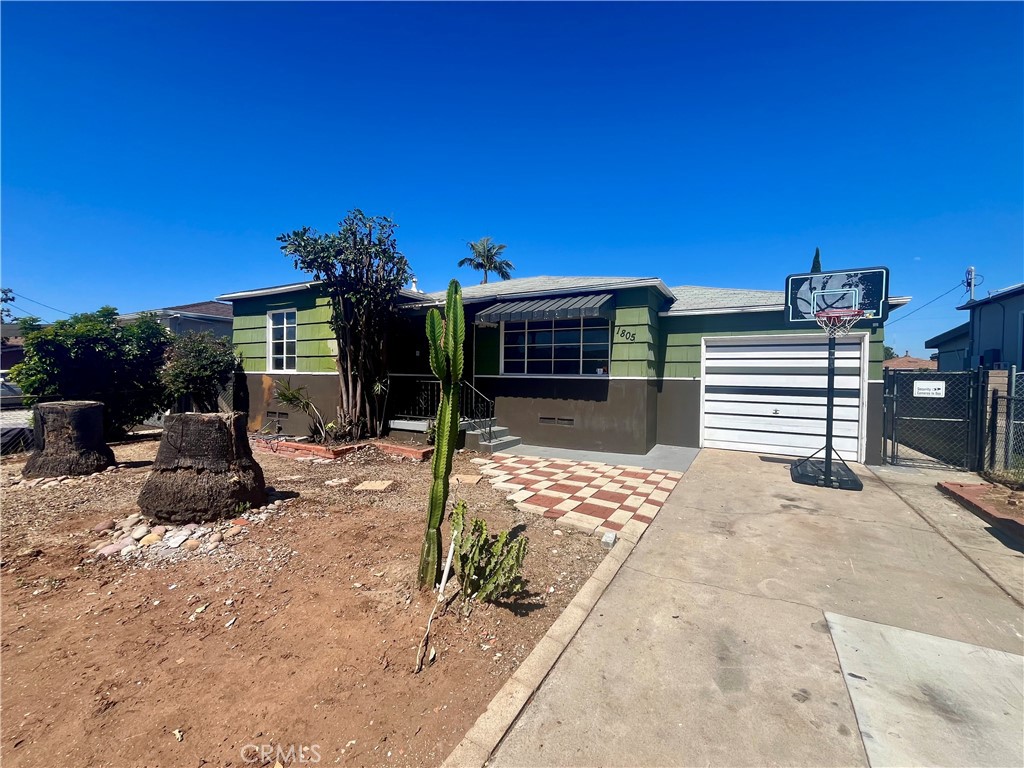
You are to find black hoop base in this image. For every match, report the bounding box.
[790,446,864,492]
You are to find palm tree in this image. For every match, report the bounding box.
[459,237,514,284]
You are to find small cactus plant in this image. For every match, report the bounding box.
[450,500,528,604]
[417,279,465,589]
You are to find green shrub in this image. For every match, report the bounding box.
[162,331,238,412]
[450,500,528,604]
[10,307,170,438]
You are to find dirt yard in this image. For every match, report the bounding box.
[1,438,605,767]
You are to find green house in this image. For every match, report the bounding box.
[218,275,908,465]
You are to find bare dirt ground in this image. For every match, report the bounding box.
[1,438,605,768]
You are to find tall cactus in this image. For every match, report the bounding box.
[417,279,465,589]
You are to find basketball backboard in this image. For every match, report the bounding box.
[784,267,889,328]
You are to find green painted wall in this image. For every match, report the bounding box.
[660,310,886,380]
[232,288,337,374]
[609,287,661,378]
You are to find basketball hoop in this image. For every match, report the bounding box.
[814,308,864,338]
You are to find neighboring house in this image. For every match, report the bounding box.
[925,283,1024,372]
[882,353,937,371]
[1,323,26,372]
[120,301,233,338]
[924,322,969,371]
[958,283,1024,371]
[218,275,910,465]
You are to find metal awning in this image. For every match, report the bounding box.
[475,293,615,324]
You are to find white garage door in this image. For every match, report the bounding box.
[702,336,865,462]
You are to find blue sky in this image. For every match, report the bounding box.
[2,2,1021,356]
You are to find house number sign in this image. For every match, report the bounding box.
[617,328,637,342]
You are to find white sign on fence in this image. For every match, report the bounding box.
[913,381,946,398]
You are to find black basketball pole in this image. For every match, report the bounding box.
[823,332,836,486]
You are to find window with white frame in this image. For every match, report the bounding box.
[268,310,297,372]
[502,318,610,375]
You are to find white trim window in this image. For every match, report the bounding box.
[501,318,610,376]
[267,309,297,372]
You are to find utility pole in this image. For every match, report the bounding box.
[966,266,976,301]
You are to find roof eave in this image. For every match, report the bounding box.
[659,295,912,318]
[412,278,676,308]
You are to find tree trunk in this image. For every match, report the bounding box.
[137,412,267,525]
[23,401,115,478]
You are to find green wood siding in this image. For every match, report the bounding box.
[610,287,661,378]
[232,289,337,374]
[660,311,886,379]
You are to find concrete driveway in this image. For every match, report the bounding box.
[490,450,1024,767]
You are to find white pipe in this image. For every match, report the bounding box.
[437,536,457,602]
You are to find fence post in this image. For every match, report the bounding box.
[1006,366,1017,471]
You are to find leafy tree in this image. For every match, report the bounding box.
[10,307,171,437]
[278,209,412,439]
[459,237,514,284]
[1,288,15,324]
[883,345,897,360]
[162,331,238,412]
[810,247,822,273]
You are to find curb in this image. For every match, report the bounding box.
[936,481,1024,545]
[440,533,640,768]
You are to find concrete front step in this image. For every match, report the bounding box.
[474,435,523,454]
[468,425,511,441]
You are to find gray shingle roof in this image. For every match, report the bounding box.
[666,285,785,314]
[416,276,673,304]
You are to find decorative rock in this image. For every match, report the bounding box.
[600,531,617,548]
[120,513,142,529]
[139,533,164,547]
[163,531,191,549]
[120,545,140,556]
[184,523,199,531]
[223,526,243,539]
[97,542,129,558]
[92,519,115,533]
[191,527,211,539]
[209,533,223,544]
[354,480,393,492]
[151,526,168,537]
[88,539,108,551]
[182,539,201,552]
[230,518,250,526]
[131,525,150,541]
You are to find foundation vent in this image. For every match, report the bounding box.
[539,416,575,427]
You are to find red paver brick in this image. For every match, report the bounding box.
[633,514,654,524]
[525,493,566,510]
[573,502,616,520]
[601,520,624,531]
[546,483,585,496]
[641,497,663,508]
[620,470,652,480]
[592,489,630,504]
[543,509,564,519]
[529,468,561,477]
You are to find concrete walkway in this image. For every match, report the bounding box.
[490,450,1024,767]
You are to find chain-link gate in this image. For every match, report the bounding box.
[882,369,982,469]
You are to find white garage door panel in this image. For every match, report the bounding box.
[701,336,865,463]
[704,400,859,421]
[704,428,860,456]
[705,373,862,389]
[704,413,860,437]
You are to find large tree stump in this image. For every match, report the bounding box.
[138,412,267,525]
[23,401,115,478]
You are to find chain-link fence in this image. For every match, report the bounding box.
[982,373,1024,488]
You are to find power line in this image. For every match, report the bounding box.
[10,292,72,316]
[886,283,964,326]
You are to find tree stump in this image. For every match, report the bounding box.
[23,401,115,478]
[137,412,267,525]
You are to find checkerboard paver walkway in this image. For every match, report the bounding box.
[471,452,682,539]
